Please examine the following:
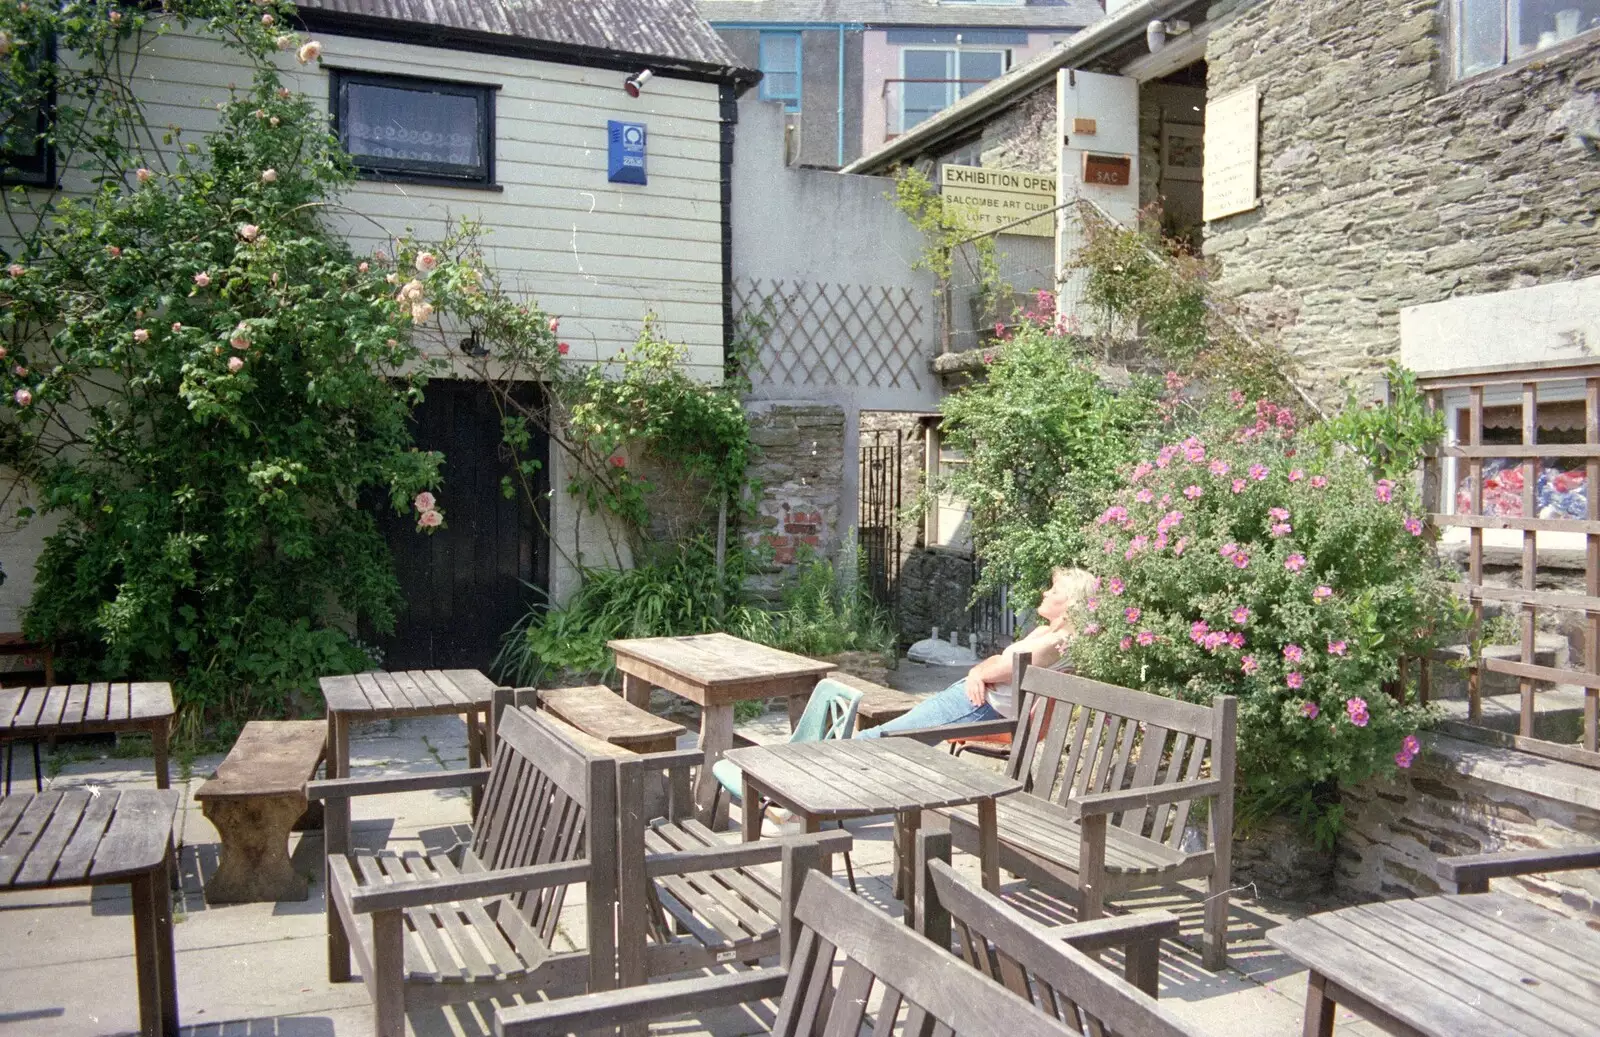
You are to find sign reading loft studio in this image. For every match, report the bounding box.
[940,165,1056,238]
[608,121,647,185]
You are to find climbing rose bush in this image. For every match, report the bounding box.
[1067,397,1461,842]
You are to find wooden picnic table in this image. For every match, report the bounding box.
[1268,890,1600,1036]
[724,738,1021,923]
[320,669,495,775]
[1,788,182,1035]
[0,683,175,788]
[609,633,833,824]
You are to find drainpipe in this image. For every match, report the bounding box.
[837,25,846,168]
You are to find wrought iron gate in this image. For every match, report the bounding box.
[859,432,903,613]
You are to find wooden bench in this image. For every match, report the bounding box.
[893,654,1238,970]
[308,701,618,1037]
[537,685,685,754]
[497,868,1092,1037]
[822,669,920,731]
[194,720,327,903]
[914,830,1204,1036]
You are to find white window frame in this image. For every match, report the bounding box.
[897,47,1011,133]
[1453,0,1600,79]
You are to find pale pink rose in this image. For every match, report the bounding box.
[227,356,244,373]
[269,116,280,127]
[413,491,436,512]
[276,34,295,50]
[411,302,434,324]
[230,325,251,349]
[13,388,31,406]
[261,168,277,183]
[549,317,560,333]
[109,9,121,23]
[277,87,291,99]
[415,251,437,273]
[193,271,211,287]
[171,323,183,332]
[5,264,22,277]
[298,40,323,63]
[418,509,443,528]
[358,262,369,273]
[395,279,424,303]
[106,246,121,258]
[260,12,274,24]
[133,328,149,343]
[135,167,152,183]
[237,223,260,241]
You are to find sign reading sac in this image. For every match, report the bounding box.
[939,164,1057,238]
[607,120,647,185]
[1082,153,1132,186]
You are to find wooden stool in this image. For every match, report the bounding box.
[538,685,685,754]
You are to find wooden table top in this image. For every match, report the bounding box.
[724,739,1022,818]
[0,683,173,733]
[609,634,833,708]
[0,789,180,890]
[320,669,495,718]
[196,720,327,800]
[1268,891,1600,1037]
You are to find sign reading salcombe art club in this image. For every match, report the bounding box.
[940,164,1057,238]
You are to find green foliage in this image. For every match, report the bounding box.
[938,318,1165,602]
[0,8,446,726]
[741,544,895,659]
[891,168,1005,319]
[1307,362,1445,480]
[1066,397,1465,843]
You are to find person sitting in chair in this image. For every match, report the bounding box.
[857,567,1094,738]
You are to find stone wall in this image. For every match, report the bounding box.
[746,402,845,591]
[896,546,981,645]
[1203,0,1600,398]
[1338,734,1600,922]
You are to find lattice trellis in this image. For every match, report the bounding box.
[735,278,927,391]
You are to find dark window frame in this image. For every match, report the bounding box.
[1,34,58,189]
[329,69,498,189]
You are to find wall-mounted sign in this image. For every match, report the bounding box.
[1203,84,1259,221]
[1082,153,1132,186]
[607,120,647,185]
[1073,117,1098,135]
[939,164,1057,238]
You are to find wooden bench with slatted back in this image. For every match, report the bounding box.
[313,703,618,1037]
[930,654,1237,971]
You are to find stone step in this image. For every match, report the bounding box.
[1428,636,1569,700]
[1432,685,1590,743]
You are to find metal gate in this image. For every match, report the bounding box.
[859,431,903,613]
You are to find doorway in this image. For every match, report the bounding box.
[367,379,548,670]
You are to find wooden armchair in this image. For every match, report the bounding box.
[891,654,1238,970]
[914,830,1207,1036]
[496,868,1093,1037]
[615,749,850,985]
[307,703,618,1037]
[1438,843,1600,893]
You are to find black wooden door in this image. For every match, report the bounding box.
[368,379,547,670]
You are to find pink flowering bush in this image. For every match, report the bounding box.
[1068,397,1463,842]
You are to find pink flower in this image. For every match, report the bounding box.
[558,342,571,355]
[1313,585,1333,601]
[1083,623,1101,636]
[1124,607,1141,624]
[13,365,24,377]
[1288,469,1304,482]
[1311,475,1328,489]
[1137,631,1156,646]
[1270,522,1292,537]
[1285,553,1307,572]
[413,491,436,512]
[5,264,22,277]
[261,168,277,183]
[1328,639,1348,656]
[106,245,121,258]
[1203,631,1227,652]
[171,323,183,332]
[1402,735,1420,755]
[193,271,211,287]
[1278,409,1297,431]
[1269,507,1290,521]
[1241,655,1259,675]
[133,328,149,343]
[1125,535,1148,559]
[1286,671,1304,689]
[1096,505,1129,525]
[1157,511,1184,533]
[1284,644,1305,663]
[1135,489,1154,504]
[1183,484,1203,500]
[1301,701,1320,719]
[1119,636,1133,651]
[1190,620,1210,644]
[1404,517,1423,536]
[1395,749,1415,768]
[1157,445,1179,468]
[1228,389,1246,406]
[135,167,152,183]
[1103,539,1117,554]
[1345,697,1370,727]
[1233,552,1250,569]
[1231,606,1250,625]
[358,262,370,273]
[1108,578,1124,595]
[1232,478,1247,494]
[418,508,443,529]
[610,454,627,468]
[227,356,244,373]
[298,40,323,63]
[1173,537,1188,556]
[13,388,31,406]
[1131,461,1154,482]
[548,317,561,333]
[230,325,251,349]
[1228,632,1245,649]
[237,223,260,241]
[1375,479,1394,503]
[415,251,438,273]
[1220,543,1238,558]
[1249,463,1269,481]
[1210,459,1231,477]
[1086,597,1099,612]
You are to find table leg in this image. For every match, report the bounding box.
[802,811,832,878]
[150,720,170,791]
[694,703,735,828]
[1303,971,1337,1037]
[742,775,765,842]
[622,672,652,710]
[328,712,349,780]
[786,693,808,732]
[466,709,484,816]
[132,863,179,1035]
[897,808,921,923]
[978,797,1000,894]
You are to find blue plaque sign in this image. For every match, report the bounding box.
[607,120,647,185]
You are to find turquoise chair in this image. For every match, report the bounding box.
[711,677,864,891]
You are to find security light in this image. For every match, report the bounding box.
[624,69,654,97]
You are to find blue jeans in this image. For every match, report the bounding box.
[855,679,1002,738]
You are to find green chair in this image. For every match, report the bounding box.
[711,677,864,891]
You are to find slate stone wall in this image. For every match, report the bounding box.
[1203,0,1600,396]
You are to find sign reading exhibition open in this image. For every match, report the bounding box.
[940,165,1057,238]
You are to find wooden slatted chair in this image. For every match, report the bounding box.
[615,749,850,985]
[913,831,1205,1037]
[891,653,1237,970]
[496,867,1093,1037]
[308,702,618,1037]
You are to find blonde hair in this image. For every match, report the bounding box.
[1051,567,1096,609]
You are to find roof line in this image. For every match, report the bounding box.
[842,0,1201,173]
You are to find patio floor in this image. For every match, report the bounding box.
[0,703,1395,1037]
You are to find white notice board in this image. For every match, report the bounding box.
[1202,84,1259,222]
